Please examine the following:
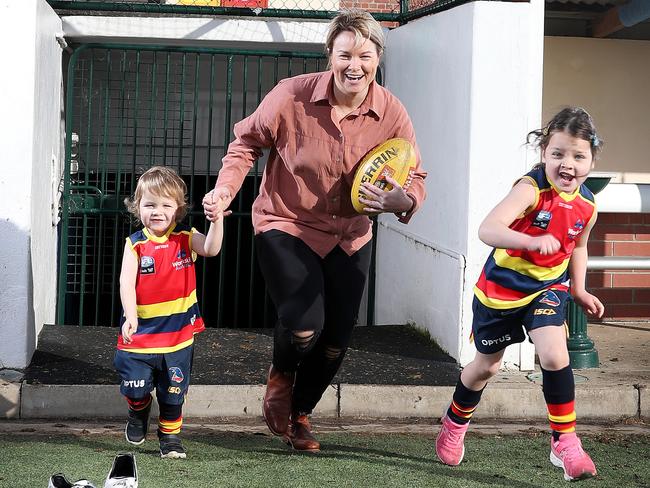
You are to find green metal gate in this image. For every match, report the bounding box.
[57,43,331,328]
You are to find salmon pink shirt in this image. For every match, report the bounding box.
[215,70,427,258]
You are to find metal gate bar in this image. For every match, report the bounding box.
[57,44,331,328]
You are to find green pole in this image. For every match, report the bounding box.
[566,300,599,369]
[566,174,613,369]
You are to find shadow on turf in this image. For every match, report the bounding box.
[11,431,555,488]
[189,433,548,488]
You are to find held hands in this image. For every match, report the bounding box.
[527,234,561,255]
[359,176,413,215]
[573,290,605,319]
[121,318,138,344]
[202,187,233,222]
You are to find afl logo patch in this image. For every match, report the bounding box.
[532,210,552,230]
[140,255,155,275]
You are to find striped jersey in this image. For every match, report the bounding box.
[117,222,205,353]
[474,166,596,310]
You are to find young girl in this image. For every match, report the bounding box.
[435,107,605,481]
[114,166,226,459]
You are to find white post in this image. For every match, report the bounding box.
[379,0,545,369]
[0,0,62,368]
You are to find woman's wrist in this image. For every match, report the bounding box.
[400,194,415,214]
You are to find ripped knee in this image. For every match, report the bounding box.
[291,330,318,353]
[324,345,345,362]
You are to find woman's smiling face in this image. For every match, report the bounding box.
[329,30,380,104]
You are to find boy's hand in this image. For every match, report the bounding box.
[203,188,232,221]
[121,319,138,344]
[528,234,561,255]
[205,210,224,223]
[573,291,605,318]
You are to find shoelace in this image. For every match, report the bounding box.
[442,425,464,447]
[557,439,586,463]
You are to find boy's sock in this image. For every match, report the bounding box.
[158,402,183,435]
[542,365,576,440]
[127,394,152,415]
[446,377,485,425]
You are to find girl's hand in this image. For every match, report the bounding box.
[203,188,232,221]
[121,318,138,344]
[359,176,413,215]
[528,234,561,255]
[573,290,605,318]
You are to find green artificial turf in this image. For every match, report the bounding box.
[2,430,648,487]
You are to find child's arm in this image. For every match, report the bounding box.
[478,180,561,255]
[119,241,139,343]
[569,212,605,318]
[192,211,225,257]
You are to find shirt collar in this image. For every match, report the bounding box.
[311,71,383,118]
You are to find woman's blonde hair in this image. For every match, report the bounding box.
[125,166,189,223]
[325,9,385,60]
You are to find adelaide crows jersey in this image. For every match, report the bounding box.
[474,166,596,310]
[117,222,205,353]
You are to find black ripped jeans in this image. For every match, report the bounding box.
[255,229,372,414]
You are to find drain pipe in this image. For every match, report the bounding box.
[593,0,650,37]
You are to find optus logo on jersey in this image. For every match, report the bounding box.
[123,379,145,388]
[481,334,511,347]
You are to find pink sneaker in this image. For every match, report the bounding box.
[550,433,597,481]
[435,415,469,466]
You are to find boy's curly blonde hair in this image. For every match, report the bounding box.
[125,166,189,224]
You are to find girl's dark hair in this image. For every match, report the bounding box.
[527,107,603,158]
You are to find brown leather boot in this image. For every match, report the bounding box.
[284,413,321,452]
[263,365,295,436]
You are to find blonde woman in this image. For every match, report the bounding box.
[204,9,427,451]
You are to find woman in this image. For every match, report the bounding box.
[203,9,427,452]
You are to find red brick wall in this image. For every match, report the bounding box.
[587,213,650,320]
[343,0,400,13]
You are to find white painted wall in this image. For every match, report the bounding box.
[544,37,650,182]
[378,0,544,367]
[0,0,62,368]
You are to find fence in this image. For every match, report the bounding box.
[46,0,497,23]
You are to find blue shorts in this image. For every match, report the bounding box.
[113,345,194,405]
[472,289,570,354]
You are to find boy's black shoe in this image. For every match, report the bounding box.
[125,402,151,446]
[158,431,187,459]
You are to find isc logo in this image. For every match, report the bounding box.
[534,309,557,316]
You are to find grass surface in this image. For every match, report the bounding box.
[2,430,648,487]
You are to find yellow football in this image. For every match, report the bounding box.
[350,138,416,214]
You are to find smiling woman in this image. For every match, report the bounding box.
[202,8,427,453]
[326,15,383,118]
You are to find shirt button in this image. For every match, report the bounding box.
[332,196,338,202]
[332,215,337,220]
[334,234,340,239]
